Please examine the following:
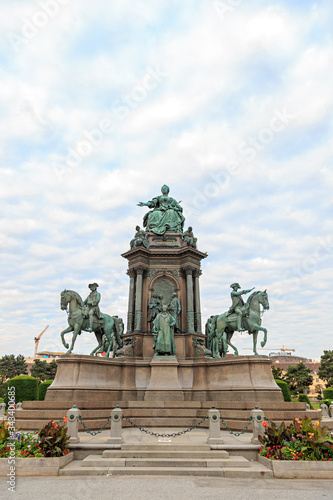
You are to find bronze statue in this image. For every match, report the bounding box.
[152,304,176,356]
[83,283,101,332]
[130,226,149,249]
[147,292,160,328]
[60,289,123,357]
[228,283,254,332]
[208,289,270,358]
[169,292,181,333]
[138,185,185,235]
[182,226,197,248]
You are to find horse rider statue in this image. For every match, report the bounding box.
[84,283,101,332]
[228,283,254,332]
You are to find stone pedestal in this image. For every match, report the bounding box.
[144,357,184,401]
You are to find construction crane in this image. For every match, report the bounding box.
[34,325,49,358]
[243,346,295,355]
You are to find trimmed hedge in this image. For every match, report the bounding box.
[323,387,333,400]
[38,380,53,401]
[298,393,312,408]
[275,379,291,402]
[5,375,38,408]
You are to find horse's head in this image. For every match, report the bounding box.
[60,289,70,310]
[259,289,270,310]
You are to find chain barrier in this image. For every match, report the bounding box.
[219,415,253,437]
[53,417,65,426]
[78,415,112,436]
[263,417,273,424]
[122,414,208,438]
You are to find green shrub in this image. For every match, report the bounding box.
[39,420,70,457]
[4,375,38,408]
[38,380,53,401]
[298,393,312,408]
[323,387,333,400]
[321,399,332,407]
[275,379,291,402]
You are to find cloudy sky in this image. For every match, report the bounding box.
[1,0,332,360]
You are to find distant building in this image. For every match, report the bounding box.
[270,353,324,397]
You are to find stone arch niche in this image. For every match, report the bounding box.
[151,277,176,307]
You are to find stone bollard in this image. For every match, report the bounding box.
[250,407,265,444]
[66,405,81,444]
[0,402,6,418]
[330,404,333,418]
[306,403,311,410]
[321,404,330,419]
[16,402,23,410]
[207,407,224,445]
[107,406,123,446]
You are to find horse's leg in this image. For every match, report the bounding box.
[66,321,82,355]
[60,325,73,350]
[90,331,102,356]
[251,330,259,355]
[249,321,267,349]
[226,332,238,356]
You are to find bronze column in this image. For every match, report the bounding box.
[126,268,136,333]
[184,266,195,333]
[193,268,202,333]
[134,266,145,332]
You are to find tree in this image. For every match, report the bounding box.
[314,384,323,400]
[0,354,28,380]
[30,359,57,382]
[318,350,333,388]
[271,365,283,379]
[45,360,57,380]
[284,362,313,396]
[30,359,49,381]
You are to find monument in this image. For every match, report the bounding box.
[16,184,320,431]
[44,184,281,405]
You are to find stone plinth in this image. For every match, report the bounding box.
[45,355,283,402]
[144,357,184,401]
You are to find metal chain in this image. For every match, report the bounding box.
[220,415,253,437]
[263,417,273,423]
[78,415,112,436]
[53,418,65,425]
[122,414,208,438]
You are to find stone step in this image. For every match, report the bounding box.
[81,455,250,468]
[60,462,272,478]
[24,399,309,410]
[102,449,229,458]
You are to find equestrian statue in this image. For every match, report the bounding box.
[60,284,123,357]
[206,284,270,358]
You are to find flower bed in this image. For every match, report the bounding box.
[0,418,73,476]
[258,417,333,478]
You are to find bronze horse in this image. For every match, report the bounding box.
[60,289,122,357]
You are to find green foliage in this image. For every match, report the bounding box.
[0,354,28,380]
[323,387,333,400]
[318,350,333,388]
[275,379,291,402]
[322,399,332,407]
[271,365,283,379]
[30,359,57,382]
[0,431,43,458]
[38,380,53,401]
[4,375,38,408]
[284,362,313,396]
[314,384,323,400]
[0,419,10,444]
[298,393,312,408]
[259,417,333,461]
[38,420,70,457]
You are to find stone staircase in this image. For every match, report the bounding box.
[16,400,320,431]
[60,444,273,478]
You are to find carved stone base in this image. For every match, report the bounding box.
[144,357,184,401]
